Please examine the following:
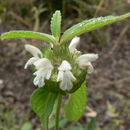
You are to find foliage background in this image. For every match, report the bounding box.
[0,0,130,129]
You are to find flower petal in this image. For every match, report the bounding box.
[66,71,76,81]
[58,60,72,71]
[33,68,51,87]
[59,71,75,91]
[24,57,39,69]
[78,54,98,62]
[33,74,45,87]
[44,69,52,80]
[25,44,42,57]
[87,62,94,74]
[57,70,63,82]
[76,54,98,68]
[57,61,76,91]
[69,36,80,53]
[34,58,53,70]
[33,59,53,87]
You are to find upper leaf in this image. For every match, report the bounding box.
[31,87,57,129]
[64,82,87,121]
[51,10,61,39]
[61,12,130,44]
[1,31,56,44]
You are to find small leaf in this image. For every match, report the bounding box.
[51,10,61,38]
[64,82,87,121]
[61,12,130,43]
[31,87,57,129]
[1,31,56,44]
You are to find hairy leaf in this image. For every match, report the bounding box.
[1,31,56,44]
[31,87,57,129]
[61,12,130,43]
[64,82,87,121]
[51,10,61,38]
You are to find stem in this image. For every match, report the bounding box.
[55,94,62,130]
[42,118,48,130]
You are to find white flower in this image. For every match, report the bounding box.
[24,44,42,69]
[57,60,76,91]
[24,57,39,69]
[76,54,98,74]
[69,36,80,53]
[24,44,53,87]
[25,44,42,57]
[33,58,53,87]
[68,36,98,74]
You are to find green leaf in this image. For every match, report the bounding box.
[61,12,130,43]
[1,31,56,44]
[64,82,87,121]
[51,10,61,38]
[31,87,57,129]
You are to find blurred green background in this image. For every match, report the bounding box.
[0,0,130,130]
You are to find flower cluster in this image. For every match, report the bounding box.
[24,37,98,91]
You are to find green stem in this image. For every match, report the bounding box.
[55,94,62,130]
[42,118,48,130]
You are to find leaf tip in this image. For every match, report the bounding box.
[0,34,4,40]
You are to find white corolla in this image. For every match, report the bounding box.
[24,44,53,87]
[33,58,53,87]
[69,36,80,53]
[76,54,98,74]
[57,60,76,91]
[69,37,99,74]
[24,44,42,69]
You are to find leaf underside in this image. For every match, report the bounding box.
[1,31,56,44]
[64,82,87,121]
[61,12,130,43]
